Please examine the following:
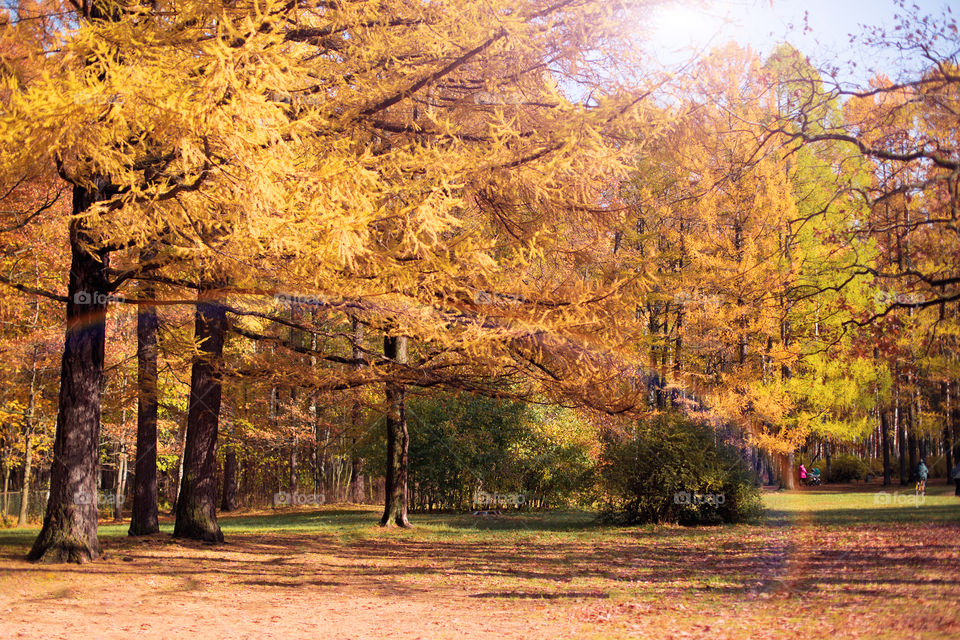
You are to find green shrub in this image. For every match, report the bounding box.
[596,415,762,526]
[829,454,870,482]
[401,392,597,511]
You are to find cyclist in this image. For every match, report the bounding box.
[916,459,928,495]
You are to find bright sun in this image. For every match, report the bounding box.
[649,2,745,52]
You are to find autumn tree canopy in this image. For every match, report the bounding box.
[0,0,956,561]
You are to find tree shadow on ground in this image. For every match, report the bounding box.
[1,499,957,606]
[813,504,960,526]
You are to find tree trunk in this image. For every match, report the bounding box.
[289,444,298,496]
[17,430,32,527]
[824,437,832,484]
[908,428,918,482]
[173,291,227,543]
[881,409,892,486]
[946,424,954,486]
[778,451,796,490]
[350,457,366,504]
[349,317,365,504]
[171,419,187,514]
[381,335,411,527]
[948,381,957,485]
[129,274,160,535]
[897,392,907,485]
[113,451,126,521]
[17,344,42,527]
[221,444,238,512]
[29,205,111,563]
[1,459,9,525]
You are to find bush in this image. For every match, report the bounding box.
[402,392,597,511]
[829,454,870,482]
[596,415,762,526]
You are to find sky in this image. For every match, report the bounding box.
[647,0,957,85]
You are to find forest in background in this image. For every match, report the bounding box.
[0,0,956,562]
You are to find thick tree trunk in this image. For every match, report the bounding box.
[778,451,796,490]
[173,291,227,543]
[381,335,411,527]
[221,444,238,512]
[881,410,892,486]
[29,205,111,563]
[129,275,160,535]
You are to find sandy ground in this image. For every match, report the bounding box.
[1,532,587,640]
[1,502,958,639]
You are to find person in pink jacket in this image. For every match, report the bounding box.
[799,463,808,484]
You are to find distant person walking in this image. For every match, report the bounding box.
[915,459,928,496]
[799,463,807,485]
[951,461,960,497]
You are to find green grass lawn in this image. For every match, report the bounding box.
[764,483,960,525]
[1,483,957,549]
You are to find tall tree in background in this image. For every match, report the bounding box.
[129,260,160,536]
[381,335,410,527]
[174,285,228,542]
